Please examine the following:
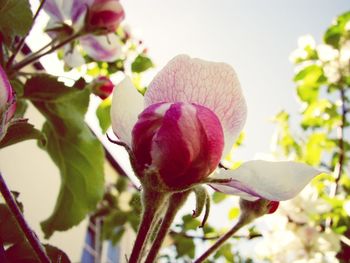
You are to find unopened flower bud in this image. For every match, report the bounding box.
[92,76,114,99]
[0,65,16,140]
[132,102,224,190]
[239,198,279,224]
[88,0,125,33]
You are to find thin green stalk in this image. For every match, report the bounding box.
[6,0,47,69]
[128,189,167,263]
[194,219,248,263]
[0,172,50,263]
[144,191,191,263]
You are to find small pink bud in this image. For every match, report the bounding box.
[0,65,16,140]
[88,0,125,33]
[92,76,114,99]
[267,200,279,214]
[132,102,224,189]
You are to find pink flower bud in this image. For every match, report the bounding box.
[0,65,16,140]
[89,0,125,33]
[92,76,114,99]
[132,102,224,189]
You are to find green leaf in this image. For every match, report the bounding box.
[23,74,81,102]
[212,192,227,204]
[131,54,154,73]
[96,98,112,134]
[214,243,234,261]
[324,11,350,48]
[182,215,200,231]
[304,133,335,166]
[44,244,71,263]
[173,235,195,259]
[0,203,23,245]
[24,75,104,238]
[294,65,325,102]
[301,99,340,129]
[228,207,240,220]
[0,0,33,45]
[0,120,45,149]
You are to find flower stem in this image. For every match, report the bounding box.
[11,31,83,72]
[128,189,167,263]
[144,191,191,263]
[0,172,50,263]
[6,0,47,69]
[194,219,248,263]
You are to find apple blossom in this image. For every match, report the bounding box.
[88,0,125,33]
[43,0,123,66]
[0,65,16,140]
[110,55,320,196]
[91,76,114,99]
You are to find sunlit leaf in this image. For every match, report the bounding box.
[228,207,240,220]
[131,54,154,73]
[96,98,112,134]
[0,0,33,45]
[24,75,104,238]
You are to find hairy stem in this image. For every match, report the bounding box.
[144,191,191,263]
[0,172,50,263]
[6,0,47,69]
[128,189,167,263]
[194,219,248,263]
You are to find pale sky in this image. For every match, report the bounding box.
[122,0,349,160]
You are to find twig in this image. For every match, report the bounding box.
[330,87,346,196]
[0,172,50,263]
[7,0,47,69]
[11,31,83,72]
[169,230,262,241]
[194,220,247,263]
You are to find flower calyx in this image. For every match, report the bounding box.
[238,198,280,225]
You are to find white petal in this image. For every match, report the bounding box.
[144,55,247,156]
[80,34,122,62]
[110,77,144,145]
[63,46,85,68]
[210,160,321,201]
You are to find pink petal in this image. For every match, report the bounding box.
[210,160,321,201]
[0,65,13,106]
[131,102,224,188]
[110,77,144,146]
[80,34,122,62]
[144,55,247,155]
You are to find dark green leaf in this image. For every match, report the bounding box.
[5,242,35,263]
[44,244,71,263]
[131,54,154,73]
[0,120,45,149]
[23,74,81,102]
[96,98,111,134]
[0,204,23,245]
[24,75,104,238]
[0,0,33,45]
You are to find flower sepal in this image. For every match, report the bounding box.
[239,198,280,225]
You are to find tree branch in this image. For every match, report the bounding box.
[6,0,47,69]
[0,172,50,263]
